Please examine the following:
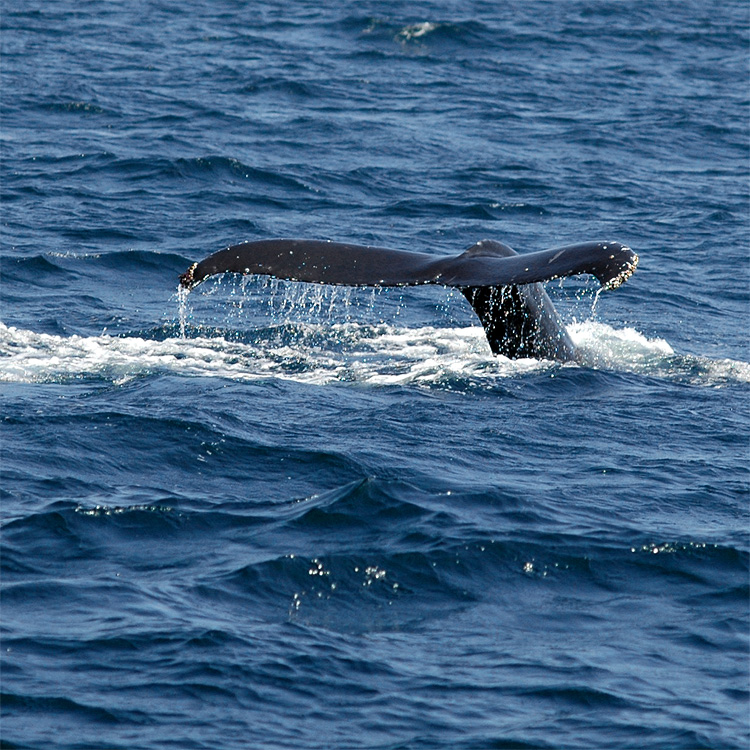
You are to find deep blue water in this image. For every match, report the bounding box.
[1,1,749,749]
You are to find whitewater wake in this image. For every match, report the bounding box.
[1,320,747,388]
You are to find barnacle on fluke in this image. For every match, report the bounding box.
[179,262,198,290]
[603,248,639,290]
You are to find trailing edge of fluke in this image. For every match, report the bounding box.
[179,238,638,362]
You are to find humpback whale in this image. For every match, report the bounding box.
[179,238,638,361]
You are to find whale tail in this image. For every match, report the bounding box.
[179,238,637,362]
[456,240,577,360]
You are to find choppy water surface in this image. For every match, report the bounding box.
[1,2,748,749]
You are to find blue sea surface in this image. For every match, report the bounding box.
[1,1,749,749]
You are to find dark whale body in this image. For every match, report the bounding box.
[179,238,638,362]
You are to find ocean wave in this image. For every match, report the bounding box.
[4,480,746,635]
[7,152,316,193]
[381,197,549,219]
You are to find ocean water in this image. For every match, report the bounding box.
[1,1,748,749]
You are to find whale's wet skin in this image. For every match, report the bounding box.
[178,237,638,362]
[1,2,748,750]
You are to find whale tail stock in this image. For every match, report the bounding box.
[179,238,638,362]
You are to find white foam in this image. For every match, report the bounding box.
[0,322,263,385]
[569,320,750,384]
[397,22,439,41]
[0,320,747,388]
[569,320,675,364]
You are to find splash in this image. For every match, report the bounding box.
[177,285,190,339]
[569,320,674,365]
[1,320,747,389]
[569,321,750,383]
[590,286,604,317]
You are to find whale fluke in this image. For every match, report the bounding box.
[179,238,638,361]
